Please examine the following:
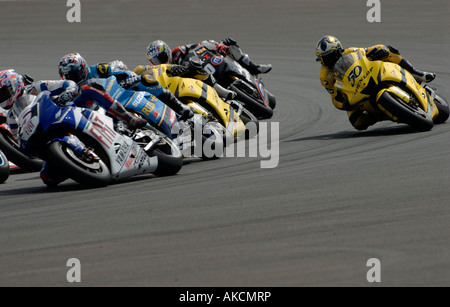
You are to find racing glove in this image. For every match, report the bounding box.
[367,47,389,61]
[117,74,142,89]
[168,63,189,77]
[52,90,77,105]
[221,38,238,46]
[216,43,230,56]
[22,74,34,85]
[168,60,206,78]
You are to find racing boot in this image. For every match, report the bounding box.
[228,45,272,75]
[158,89,195,121]
[213,83,237,101]
[108,101,147,130]
[399,58,435,83]
[40,162,69,187]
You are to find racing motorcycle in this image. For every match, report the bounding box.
[102,75,224,159]
[187,44,276,119]
[15,91,183,188]
[0,149,9,183]
[334,49,449,131]
[0,106,44,172]
[134,64,259,141]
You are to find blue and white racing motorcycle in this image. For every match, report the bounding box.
[15,91,183,187]
[0,149,9,183]
[103,75,225,159]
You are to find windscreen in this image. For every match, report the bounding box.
[334,53,356,80]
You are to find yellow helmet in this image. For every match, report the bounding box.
[315,36,343,69]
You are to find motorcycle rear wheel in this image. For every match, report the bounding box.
[47,140,111,188]
[0,150,10,183]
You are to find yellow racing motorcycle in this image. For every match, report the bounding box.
[134,64,259,140]
[334,49,449,131]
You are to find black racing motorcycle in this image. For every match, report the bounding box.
[187,45,276,119]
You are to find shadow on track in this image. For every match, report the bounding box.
[0,174,162,196]
[286,125,419,142]
[0,157,214,195]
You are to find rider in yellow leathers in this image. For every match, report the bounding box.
[316,35,436,130]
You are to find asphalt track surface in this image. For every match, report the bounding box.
[0,0,449,287]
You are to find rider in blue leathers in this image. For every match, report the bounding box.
[58,53,195,121]
[0,68,147,186]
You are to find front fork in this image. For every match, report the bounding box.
[51,135,100,163]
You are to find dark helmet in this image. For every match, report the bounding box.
[315,36,344,69]
[58,53,89,85]
[146,40,172,65]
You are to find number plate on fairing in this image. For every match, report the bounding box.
[17,104,39,142]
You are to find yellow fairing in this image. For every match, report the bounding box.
[334,51,439,119]
[134,64,246,138]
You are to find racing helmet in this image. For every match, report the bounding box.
[58,53,89,85]
[0,69,25,109]
[315,36,344,69]
[146,40,172,65]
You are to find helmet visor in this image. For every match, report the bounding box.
[148,52,169,65]
[322,52,342,69]
[62,71,84,85]
[0,85,13,104]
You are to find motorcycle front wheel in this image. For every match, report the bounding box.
[47,141,111,188]
[198,121,225,160]
[265,89,276,110]
[433,94,450,124]
[144,131,183,177]
[0,130,44,172]
[230,84,274,119]
[377,91,433,132]
[238,107,260,140]
[0,150,10,183]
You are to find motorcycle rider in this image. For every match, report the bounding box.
[0,68,148,186]
[58,53,194,121]
[141,39,272,100]
[0,69,83,133]
[315,35,436,130]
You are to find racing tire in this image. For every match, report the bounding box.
[0,130,44,172]
[239,107,260,139]
[377,91,434,132]
[0,150,10,183]
[199,123,225,160]
[433,94,449,124]
[230,85,274,119]
[47,140,111,188]
[265,89,277,110]
[147,136,183,177]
